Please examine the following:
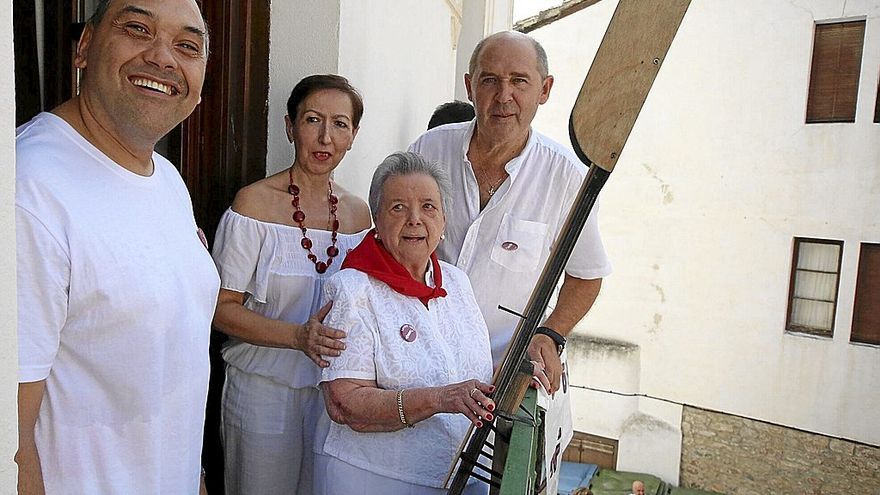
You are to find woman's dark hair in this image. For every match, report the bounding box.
[286,74,364,128]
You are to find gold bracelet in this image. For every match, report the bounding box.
[396,389,414,428]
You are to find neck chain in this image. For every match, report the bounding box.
[474,166,508,197]
[288,167,340,274]
[486,176,506,196]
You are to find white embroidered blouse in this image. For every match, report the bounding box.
[318,262,493,488]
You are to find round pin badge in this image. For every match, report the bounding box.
[399,324,417,342]
[501,241,519,251]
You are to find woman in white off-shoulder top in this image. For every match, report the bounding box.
[211,75,371,494]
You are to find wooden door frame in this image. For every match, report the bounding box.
[185,3,270,493]
[40,0,81,111]
[183,0,270,242]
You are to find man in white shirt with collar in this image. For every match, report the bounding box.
[410,30,612,393]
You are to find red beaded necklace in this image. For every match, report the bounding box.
[288,167,340,274]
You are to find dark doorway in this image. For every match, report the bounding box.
[192,3,271,493]
[13,0,81,126]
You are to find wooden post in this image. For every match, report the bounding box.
[446,1,691,493]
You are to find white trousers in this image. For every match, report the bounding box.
[221,366,320,495]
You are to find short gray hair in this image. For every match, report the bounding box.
[369,152,452,222]
[468,31,549,79]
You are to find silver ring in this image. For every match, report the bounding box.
[469,387,479,398]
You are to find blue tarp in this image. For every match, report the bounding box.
[558,461,599,494]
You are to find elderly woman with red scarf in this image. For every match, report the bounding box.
[312,151,495,495]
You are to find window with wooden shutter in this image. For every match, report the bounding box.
[851,243,880,345]
[786,238,843,337]
[562,431,618,468]
[806,20,866,123]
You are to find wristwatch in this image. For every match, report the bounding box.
[535,326,566,355]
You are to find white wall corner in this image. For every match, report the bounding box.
[445,0,464,48]
[482,0,513,34]
[335,0,460,200]
[454,0,514,101]
[455,0,485,101]
[567,335,641,440]
[616,412,682,485]
[1,0,19,486]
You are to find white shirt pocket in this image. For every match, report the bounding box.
[489,214,549,273]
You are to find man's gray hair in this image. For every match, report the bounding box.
[369,152,452,222]
[468,32,549,79]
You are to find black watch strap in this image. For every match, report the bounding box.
[535,326,566,353]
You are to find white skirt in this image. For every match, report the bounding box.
[313,451,489,495]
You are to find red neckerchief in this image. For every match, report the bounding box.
[342,229,447,305]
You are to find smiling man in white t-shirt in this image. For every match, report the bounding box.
[15,1,219,493]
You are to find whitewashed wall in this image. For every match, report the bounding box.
[266,0,342,175]
[456,0,517,100]
[336,0,460,200]
[1,0,19,486]
[526,0,880,480]
[456,0,487,101]
[267,1,490,202]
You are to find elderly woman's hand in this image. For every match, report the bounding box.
[293,302,347,368]
[437,379,496,427]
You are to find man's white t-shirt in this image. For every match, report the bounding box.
[16,113,220,493]
[410,121,613,365]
